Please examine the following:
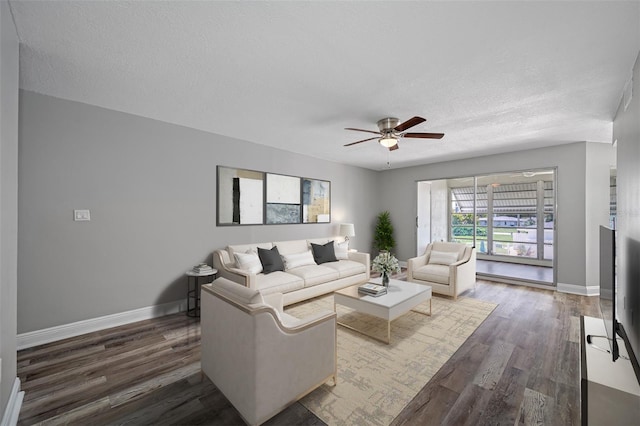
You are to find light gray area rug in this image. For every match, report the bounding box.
[285,294,497,425]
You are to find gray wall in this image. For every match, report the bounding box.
[16,93,620,335]
[376,141,614,290]
[614,51,640,363]
[17,91,379,333]
[585,143,617,287]
[0,0,19,413]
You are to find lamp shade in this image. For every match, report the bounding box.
[339,223,355,237]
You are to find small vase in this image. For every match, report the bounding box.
[382,271,390,287]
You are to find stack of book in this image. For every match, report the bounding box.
[358,283,387,297]
[192,263,213,274]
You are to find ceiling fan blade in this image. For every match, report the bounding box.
[344,136,379,147]
[344,127,382,136]
[403,132,445,139]
[389,144,399,151]
[394,116,426,132]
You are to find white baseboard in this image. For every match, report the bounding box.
[17,300,187,350]
[1,378,24,426]
[557,282,599,296]
[478,274,556,291]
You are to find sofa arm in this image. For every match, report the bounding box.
[285,310,336,331]
[255,309,337,401]
[458,249,476,283]
[349,251,370,279]
[348,251,369,266]
[213,250,258,288]
[407,254,428,280]
[213,249,231,269]
[408,255,428,268]
[262,292,284,313]
[449,248,477,299]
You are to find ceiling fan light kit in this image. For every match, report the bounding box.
[344,116,445,151]
[379,135,397,148]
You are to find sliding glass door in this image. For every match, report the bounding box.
[448,169,555,264]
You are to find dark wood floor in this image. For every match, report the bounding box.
[393,281,599,426]
[17,279,598,425]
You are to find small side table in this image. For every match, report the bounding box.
[186,269,217,317]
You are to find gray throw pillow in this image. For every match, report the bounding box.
[311,241,338,264]
[257,246,285,274]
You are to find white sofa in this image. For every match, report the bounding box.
[201,278,337,425]
[213,238,370,306]
[407,241,477,300]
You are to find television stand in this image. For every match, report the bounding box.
[581,316,640,425]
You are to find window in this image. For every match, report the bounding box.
[449,171,555,262]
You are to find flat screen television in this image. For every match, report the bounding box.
[598,225,619,360]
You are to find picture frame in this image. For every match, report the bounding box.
[266,173,302,224]
[303,178,331,223]
[217,166,265,226]
[216,166,331,226]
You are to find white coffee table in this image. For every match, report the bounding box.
[333,277,432,344]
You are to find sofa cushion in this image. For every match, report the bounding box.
[413,264,450,285]
[323,259,366,278]
[429,250,460,266]
[255,271,304,295]
[233,251,263,274]
[311,241,337,264]
[282,250,316,270]
[272,239,308,255]
[286,265,339,287]
[228,243,273,264]
[258,246,285,274]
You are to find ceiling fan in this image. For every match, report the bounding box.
[344,116,444,151]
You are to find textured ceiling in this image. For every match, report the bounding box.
[9,1,640,170]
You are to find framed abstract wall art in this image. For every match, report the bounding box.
[216,166,331,226]
[302,178,331,223]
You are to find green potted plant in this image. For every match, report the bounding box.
[373,211,396,253]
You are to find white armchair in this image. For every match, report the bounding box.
[200,277,337,426]
[407,242,476,300]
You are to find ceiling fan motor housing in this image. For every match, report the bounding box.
[377,117,399,133]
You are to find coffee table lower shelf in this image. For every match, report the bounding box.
[333,278,432,344]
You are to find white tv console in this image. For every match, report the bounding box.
[580,316,640,425]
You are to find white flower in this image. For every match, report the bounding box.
[372,252,401,275]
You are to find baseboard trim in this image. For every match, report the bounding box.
[477,274,555,290]
[1,378,24,426]
[557,282,599,296]
[17,300,187,350]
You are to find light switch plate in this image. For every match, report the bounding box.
[74,209,91,221]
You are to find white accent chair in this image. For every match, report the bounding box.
[407,242,477,300]
[200,277,337,426]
